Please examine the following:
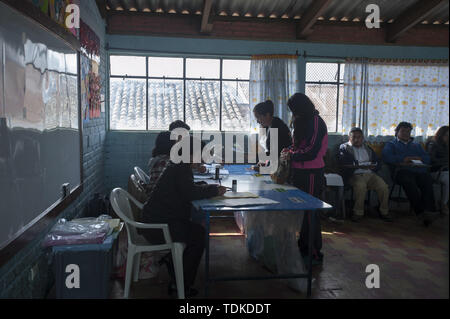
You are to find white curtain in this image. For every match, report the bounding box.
[249,55,298,132]
[342,61,449,137]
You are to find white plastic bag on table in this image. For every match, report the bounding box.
[42,217,110,247]
[245,210,308,293]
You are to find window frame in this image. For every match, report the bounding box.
[305,61,345,133]
[108,53,251,132]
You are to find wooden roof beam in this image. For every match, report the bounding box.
[386,0,447,42]
[296,0,333,39]
[201,0,214,33]
[95,0,107,19]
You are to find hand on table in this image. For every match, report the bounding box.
[198,165,207,174]
[217,186,227,196]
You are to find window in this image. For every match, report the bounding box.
[305,62,345,132]
[109,55,251,131]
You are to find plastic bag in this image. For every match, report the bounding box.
[245,210,308,293]
[42,217,110,247]
[233,211,246,234]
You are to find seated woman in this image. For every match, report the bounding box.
[140,136,226,297]
[252,100,292,170]
[426,125,449,214]
[146,131,174,196]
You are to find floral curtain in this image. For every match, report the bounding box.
[249,55,298,132]
[342,61,449,137]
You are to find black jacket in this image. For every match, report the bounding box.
[265,116,292,158]
[426,140,449,172]
[141,162,219,224]
[337,142,381,184]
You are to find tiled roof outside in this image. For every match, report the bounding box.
[110,79,250,131]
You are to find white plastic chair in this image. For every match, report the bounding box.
[134,166,150,185]
[110,188,186,299]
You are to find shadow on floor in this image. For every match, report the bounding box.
[110,212,449,299]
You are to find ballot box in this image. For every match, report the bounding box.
[51,229,121,299]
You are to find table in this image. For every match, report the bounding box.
[192,164,333,298]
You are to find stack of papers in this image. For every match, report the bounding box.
[198,197,279,208]
[220,192,259,199]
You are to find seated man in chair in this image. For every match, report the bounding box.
[338,127,392,222]
[382,122,438,226]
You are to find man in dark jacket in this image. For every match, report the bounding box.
[253,100,292,168]
[382,122,438,225]
[338,127,392,222]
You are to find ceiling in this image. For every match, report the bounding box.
[103,0,449,25]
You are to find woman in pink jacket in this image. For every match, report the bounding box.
[285,93,328,267]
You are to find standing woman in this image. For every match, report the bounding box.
[285,93,328,266]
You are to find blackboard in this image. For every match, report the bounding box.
[0,1,82,252]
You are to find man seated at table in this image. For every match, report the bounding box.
[382,122,438,226]
[338,127,392,222]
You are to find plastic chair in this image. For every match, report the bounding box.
[134,166,150,185]
[109,188,186,299]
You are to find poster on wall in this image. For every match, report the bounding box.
[80,54,90,122]
[79,19,102,122]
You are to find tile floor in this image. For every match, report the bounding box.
[110,211,449,299]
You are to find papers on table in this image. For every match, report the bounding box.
[196,196,279,208]
[193,174,214,179]
[325,173,344,187]
[221,192,259,199]
[411,159,424,165]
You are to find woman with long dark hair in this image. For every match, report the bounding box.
[426,125,449,214]
[284,93,328,266]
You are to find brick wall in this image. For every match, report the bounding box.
[107,14,449,47]
[0,1,107,298]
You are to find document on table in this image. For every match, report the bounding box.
[220,192,259,199]
[193,174,213,179]
[196,197,279,208]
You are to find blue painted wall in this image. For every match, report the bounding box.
[104,34,447,193]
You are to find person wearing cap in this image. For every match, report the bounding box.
[382,122,438,226]
[338,127,392,222]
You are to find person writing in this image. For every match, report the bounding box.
[140,136,226,297]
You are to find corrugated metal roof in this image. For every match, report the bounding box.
[104,0,449,24]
